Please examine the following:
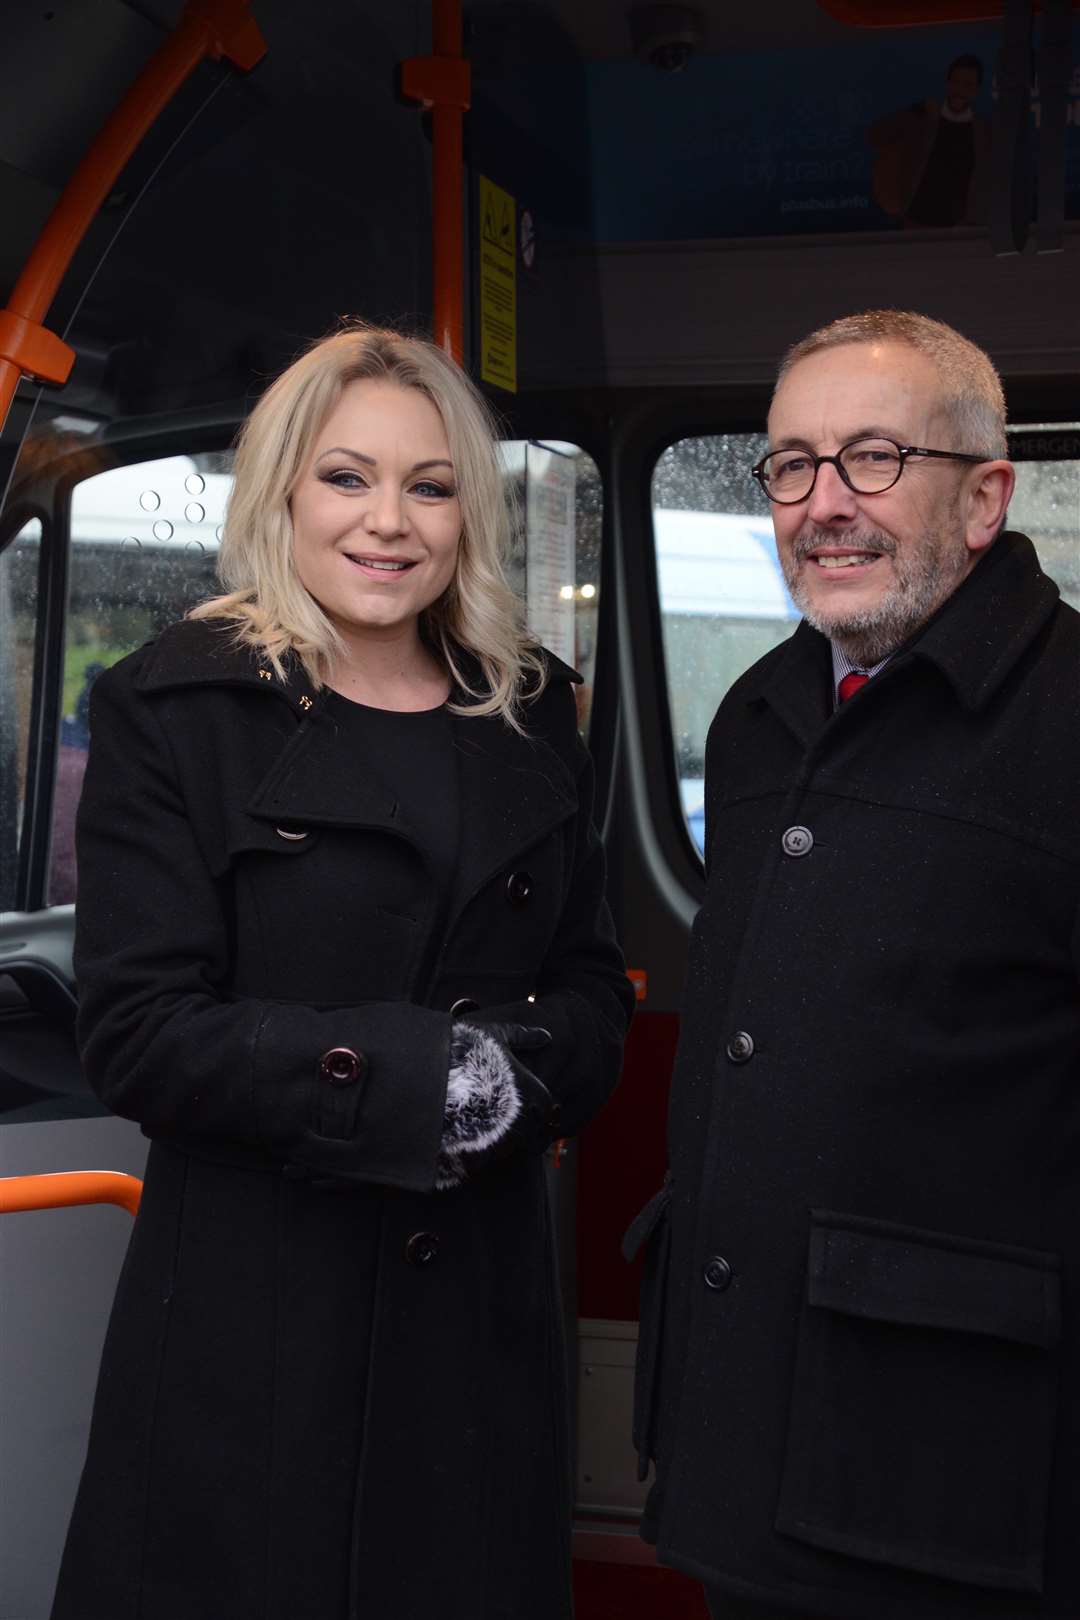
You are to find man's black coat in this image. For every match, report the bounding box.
[51,617,633,1620]
[636,533,1080,1620]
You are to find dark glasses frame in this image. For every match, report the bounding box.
[751,439,991,505]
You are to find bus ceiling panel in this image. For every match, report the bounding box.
[0,2,169,190]
[517,229,1080,391]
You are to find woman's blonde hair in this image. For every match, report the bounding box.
[190,322,545,724]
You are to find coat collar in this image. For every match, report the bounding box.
[134,617,319,717]
[137,616,581,899]
[744,532,1059,744]
[134,617,582,711]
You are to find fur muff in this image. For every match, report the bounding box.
[437,1023,522,1189]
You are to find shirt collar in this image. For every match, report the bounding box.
[940,101,975,124]
[831,643,891,706]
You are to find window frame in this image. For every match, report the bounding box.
[4,413,244,912]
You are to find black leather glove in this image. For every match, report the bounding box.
[436,1021,558,1190]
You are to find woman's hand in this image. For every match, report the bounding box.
[436,1022,558,1189]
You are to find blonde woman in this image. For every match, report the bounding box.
[52,325,633,1620]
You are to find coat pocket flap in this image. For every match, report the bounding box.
[808,1211,1061,1350]
[622,1173,672,1262]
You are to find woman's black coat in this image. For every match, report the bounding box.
[52,617,633,1620]
[635,534,1080,1620]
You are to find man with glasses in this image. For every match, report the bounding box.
[631,311,1080,1620]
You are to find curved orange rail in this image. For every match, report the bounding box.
[0,0,266,434]
[0,1171,142,1218]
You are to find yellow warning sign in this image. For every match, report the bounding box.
[478,175,516,393]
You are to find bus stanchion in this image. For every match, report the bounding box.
[401,0,470,363]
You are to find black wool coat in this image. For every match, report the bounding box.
[52,618,633,1620]
[634,533,1080,1620]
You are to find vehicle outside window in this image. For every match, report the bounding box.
[50,455,232,904]
[653,426,1080,859]
[0,518,42,911]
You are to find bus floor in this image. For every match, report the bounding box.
[572,1559,709,1618]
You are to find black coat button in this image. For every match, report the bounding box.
[547,1101,563,1130]
[726,1031,754,1064]
[704,1256,732,1291]
[449,997,480,1018]
[406,1231,440,1267]
[319,1047,366,1086]
[506,871,534,907]
[781,825,813,858]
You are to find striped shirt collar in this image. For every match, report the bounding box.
[831,643,891,706]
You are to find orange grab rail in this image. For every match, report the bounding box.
[0,1171,143,1218]
[0,0,266,437]
[401,0,470,363]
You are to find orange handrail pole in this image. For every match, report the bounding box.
[0,1171,142,1218]
[402,0,470,363]
[0,0,266,437]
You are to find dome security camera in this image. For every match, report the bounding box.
[629,4,704,73]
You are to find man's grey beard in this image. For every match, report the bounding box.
[779,521,970,665]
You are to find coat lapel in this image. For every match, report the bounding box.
[751,620,832,749]
[244,701,402,835]
[448,706,578,912]
[244,687,579,905]
[139,617,580,884]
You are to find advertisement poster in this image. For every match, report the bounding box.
[525,442,576,667]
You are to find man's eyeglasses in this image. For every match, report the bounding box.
[751,437,990,505]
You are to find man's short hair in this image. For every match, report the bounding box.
[947,53,984,86]
[775,309,1008,459]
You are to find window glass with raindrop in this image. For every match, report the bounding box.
[50,452,233,903]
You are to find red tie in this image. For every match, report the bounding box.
[837,672,869,703]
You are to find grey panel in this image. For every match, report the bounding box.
[523,226,1080,389]
[0,1116,147,1620]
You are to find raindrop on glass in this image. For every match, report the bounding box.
[184,473,205,496]
[152,520,174,541]
[215,525,224,542]
[121,536,142,550]
[185,502,206,524]
[185,540,206,555]
[139,490,160,512]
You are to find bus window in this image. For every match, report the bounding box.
[0,518,42,910]
[1007,427,1080,610]
[49,456,232,904]
[651,434,796,857]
